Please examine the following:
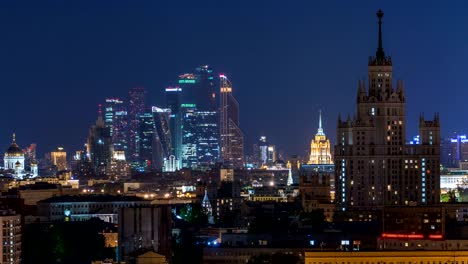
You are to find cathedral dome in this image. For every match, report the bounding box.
[6,143,22,156]
[5,134,23,156]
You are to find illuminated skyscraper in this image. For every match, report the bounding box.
[137,111,156,170]
[220,74,244,168]
[104,98,128,156]
[178,65,220,169]
[181,104,198,168]
[335,10,440,210]
[152,107,173,170]
[442,134,468,168]
[179,65,217,110]
[181,104,219,169]
[50,147,67,171]
[308,111,333,165]
[128,87,147,162]
[165,87,183,169]
[256,136,268,167]
[87,113,114,176]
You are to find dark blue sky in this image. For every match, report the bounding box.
[0,0,466,157]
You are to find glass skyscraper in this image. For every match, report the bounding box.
[152,107,172,170]
[128,87,147,163]
[87,114,113,176]
[178,65,220,169]
[219,74,244,168]
[137,112,155,170]
[165,87,183,169]
[104,98,128,157]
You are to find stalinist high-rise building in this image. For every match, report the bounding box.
[335,10,440,211]
[308,111,333,165]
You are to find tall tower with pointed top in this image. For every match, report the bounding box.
[335,10,440,211]
[308,110,333,165]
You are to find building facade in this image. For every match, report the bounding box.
[334,10,440,210]
[305,251,468,264]
[118,206,172,262]
[220,74,244,168]
[0,211,21,264]
[37,195,150,223]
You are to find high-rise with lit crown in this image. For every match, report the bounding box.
[308,111,333,165]
[335,10,440,210]
[220,74,244,168]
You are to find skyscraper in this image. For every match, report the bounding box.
[87,113,114,176]
[220,74,244,168]
[104,98,128,157]
[152,106,173,170]
[165,87,183,169]
[179,65,217,110]
[181,105,219,169]
[128,87,147,162]
[257,136,268,167]
[137,111,156,170]
[442,134,468,168]
[181,104,198,168]
[308,111,333,165]
[178,65,220,169]
[335,10,440,210]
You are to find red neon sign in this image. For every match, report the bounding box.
[382,233,424,239]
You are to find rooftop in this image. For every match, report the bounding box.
[38,194,145,204]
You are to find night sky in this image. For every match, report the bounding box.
[0,0,466,158]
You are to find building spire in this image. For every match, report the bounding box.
[12,133,16,143]
[317,110,324,136]
[376,9,385,60]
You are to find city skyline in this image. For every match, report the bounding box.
[0,1,466,157]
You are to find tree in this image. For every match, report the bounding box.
[179,204,208,226]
